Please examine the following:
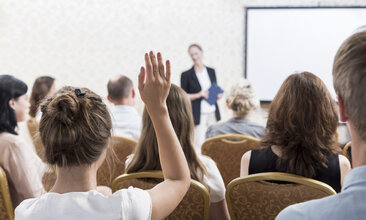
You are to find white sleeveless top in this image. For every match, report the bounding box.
[15,187,151,220]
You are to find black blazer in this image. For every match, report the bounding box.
[181,66,221,125]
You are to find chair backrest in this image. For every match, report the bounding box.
[26,118,45,160]
[226,172,336,220]
[112,171,210,220]
[343,141,352,165]
[0,167,14,220]
[97,136,137,186]
[201,134,261,186]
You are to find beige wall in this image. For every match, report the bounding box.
[1,0,365,128]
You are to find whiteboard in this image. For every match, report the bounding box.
[246,7,366,102]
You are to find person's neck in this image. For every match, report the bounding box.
[114,98,134,106]
[349,123,366,168]
[194,63,204,73]
[234,113,249,119]
[50,165,97,194]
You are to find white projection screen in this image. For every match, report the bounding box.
[245,7,366,102]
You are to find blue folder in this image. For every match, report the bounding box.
[205,83,223,105]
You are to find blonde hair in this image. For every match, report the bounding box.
[127,84,207,181]
[226,78,259,117]
[333,29,366,141]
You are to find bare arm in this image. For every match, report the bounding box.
[338,154,351,186]
[189,90,208,101]
[240,151,252,177]
[210,200,230,220]
[139,52,190,220]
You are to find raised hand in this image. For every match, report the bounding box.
[138,51,171,115]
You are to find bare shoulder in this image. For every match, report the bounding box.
[241,151,252,162]
[338,154,351,170]
[240,151,252,177]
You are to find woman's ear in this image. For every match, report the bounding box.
[338,95,348,122]
[8,99,15,110]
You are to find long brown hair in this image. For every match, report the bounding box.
[127,84,207,181]
[30,76,55,118]
[39,86,112,167]
[262,72,339,178]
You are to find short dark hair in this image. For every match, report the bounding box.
[107,75,133,101]
[188,43,203,52]
[0,75,28,135]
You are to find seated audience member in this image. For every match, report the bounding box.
[15,52,191,220]
[205,78,265,139]
[107,75,141,140]
[276,29,366,219]
[0,75,46,208]
[240,72,351,193]
[126,84,230,220]
[29,76,56,120]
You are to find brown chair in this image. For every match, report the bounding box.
[97,136,137,187]
[112,171,210,220]
[226,172,336,220]
[202,134,261,186]
[26,118,45,160]
[0,167,14,220]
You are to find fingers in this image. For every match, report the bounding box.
[138,66,145,91]
[149,51,159,79]
[144,51,170,83]
[165,60,171,83]
[157,52,165,79]
[144,53,153,81]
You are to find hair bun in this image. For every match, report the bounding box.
[47,92,80,125]
[226,78,259,116]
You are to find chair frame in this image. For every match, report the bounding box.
[202,134,260,148]
[0,167,14,220]
[226,172,336,220]
[112,171,210,220]
[111,135,137,145]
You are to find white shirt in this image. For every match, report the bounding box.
[196,68,216,114]
[276,165,366,220]
[110,105,142,140]
[15,187,152,220]
[125,154,225,203]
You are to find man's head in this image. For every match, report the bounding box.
[107,75,135,105]
[333,29,366,141]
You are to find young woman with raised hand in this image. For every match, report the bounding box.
[0,75,46,208]
[15,52,191,220]
[240,72,351,193]
[126,84,230,220]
